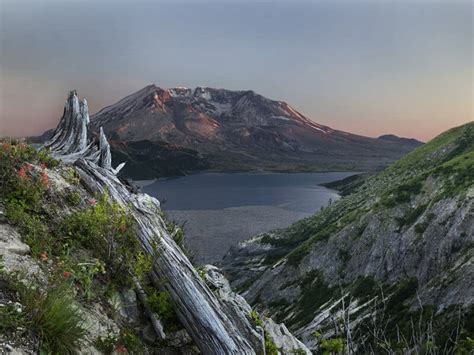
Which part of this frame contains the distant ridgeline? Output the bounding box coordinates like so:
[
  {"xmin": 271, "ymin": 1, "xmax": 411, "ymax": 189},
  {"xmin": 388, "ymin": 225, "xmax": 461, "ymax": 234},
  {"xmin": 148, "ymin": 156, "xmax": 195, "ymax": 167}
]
[
  {"xmin": 83, "ymin": 85, "xmax": 422, "ymax": 179},
  {"xmin": 222, "ymin": 122, "xmax": 474, "ymax": 353}
]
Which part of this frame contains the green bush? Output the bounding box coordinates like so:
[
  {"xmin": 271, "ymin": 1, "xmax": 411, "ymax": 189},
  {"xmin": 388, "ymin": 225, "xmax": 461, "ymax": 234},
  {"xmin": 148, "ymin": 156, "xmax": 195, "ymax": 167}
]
[
  {"xmin": 95, "ymin": 330, "xmax": 145, "ymax": 354},
  {"xmin": 65, "ymin": 190, "xmax": 82, "ymax": 206},
  {"xmin": 5, "ymin": 201, "xmax": 52, "ymax": 255},
  {"xmin": 148, "ymin": 289, "xmax": 178, "ymax": 330},
  {"xmin": 320, "ymin": 337, "xmax": 345, "ymax": 354},
  {"xmin": 0, "ymin": 141, "xmax": 57, "ymax": 201},
  {"xmin": 0, "ymin": 272, "xmax": 87, "ymax": 355},
  {"xmin": 381, "ymin": 178, "xmax": 424, "ymax": 207},
  {"xmin": 22, "ymin": 284, "xmax": 86, "ymax": 353},
  {"xmin": 59, "ymin": 193, "xmax": 149, "ymax": 285},
  {"xmin": 0, "ymin": 141, "xmax": 60, "ymax": 256}
]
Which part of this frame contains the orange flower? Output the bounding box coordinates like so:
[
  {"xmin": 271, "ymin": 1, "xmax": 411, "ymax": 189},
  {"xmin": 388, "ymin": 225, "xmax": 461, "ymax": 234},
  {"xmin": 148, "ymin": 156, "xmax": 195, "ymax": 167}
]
[
  {"xmin": 17, "ymin": 166, "xmax": 28, "ymax": 180},
  {"xmin": 17, "ymin": 164, "xmax": 33, "ymax": 181},
  {"xmin": 63, "ymin": 271, "xmax": 72, "ymax": 279}
]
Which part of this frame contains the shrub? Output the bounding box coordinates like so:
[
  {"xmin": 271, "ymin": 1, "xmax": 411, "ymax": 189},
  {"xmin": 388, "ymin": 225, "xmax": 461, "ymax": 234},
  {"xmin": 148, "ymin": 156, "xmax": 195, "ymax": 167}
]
[
  {"xmin": 320, "ymin": 337, "xmax": 345, "ymax": 354},
  {"xmin": 65, "ymin": 190, "xmax": 82, "ymax": 206},
  {"xmin": 287, "ymin": 244, "xmax": 311, "ymax": 267},
  {"xmin": 95, "ymin": 330, "xmax": 145, "ymax": 354},
  {"xmin": 0, "ymin": 141, "xmax": 57, "ymax": 201},
  {"xmin": 0, "ymin": 141, "xmax": 60, "ymax": 256},
  {"xmin": 59, "ymin": 193, "xmax": 149, "ymax": 285},
  {"xmin": 21, "ymin": 284, "xmax": 86, "ymax": 353},
  {"xmin": 381, "ymin": 178, "xmax": 424, "ymax": 207},
  {"xmin": 385, "ymin": 278, "xmax": 418, "ymax": 314},
  {"xmin": 0, "ymin": 271, "xmax": 87, "ymax": 355},
  {"xmin": 70, "ymin": 259, "xmax": 106, "ymax": 300},
  {"xmin": 5, "ymin": 201, "xmax": 51, "ymax": 255},
  {"xmin": 148, "ymin": 289, "xmax": 178, "ymax": 330}
]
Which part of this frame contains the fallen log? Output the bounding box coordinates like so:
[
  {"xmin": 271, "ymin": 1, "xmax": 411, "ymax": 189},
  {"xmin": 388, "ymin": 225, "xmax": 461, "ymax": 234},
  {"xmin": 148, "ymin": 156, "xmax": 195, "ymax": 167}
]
[{"xmin": 46, "ymin": 91, "xmax": 261, "ymax": 354}]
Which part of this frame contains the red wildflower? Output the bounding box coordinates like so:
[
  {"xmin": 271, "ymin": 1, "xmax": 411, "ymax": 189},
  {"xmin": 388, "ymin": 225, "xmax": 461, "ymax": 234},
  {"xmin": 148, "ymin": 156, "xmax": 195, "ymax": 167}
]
[
  {"xmin": 116, "ymin": 345, "xmax": 128, "ymax": 353},
  {"xmin": 1, "ymin": 142, "xmax": 10, "ymax": 151},
  {"xmin": 63, "ymin": 271, "xmax": 71, "ymax": 279},
  {"xmin": 17, "ymin": 166, "xmax": 29, "ymax": 181},
  {"xmin": 88, "ymin": 198, "xmax": 97, "ymax": 206}
]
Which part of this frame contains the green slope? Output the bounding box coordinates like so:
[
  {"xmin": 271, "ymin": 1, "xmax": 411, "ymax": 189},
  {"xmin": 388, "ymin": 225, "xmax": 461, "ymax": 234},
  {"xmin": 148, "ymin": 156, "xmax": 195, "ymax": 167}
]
[
  {"xmin": 266, "ymin": 122, "xmax": 473, "ymax": 264},
  {"xmin": 222, "ymin": 122, "xmax": 474, "ymax": 353}
]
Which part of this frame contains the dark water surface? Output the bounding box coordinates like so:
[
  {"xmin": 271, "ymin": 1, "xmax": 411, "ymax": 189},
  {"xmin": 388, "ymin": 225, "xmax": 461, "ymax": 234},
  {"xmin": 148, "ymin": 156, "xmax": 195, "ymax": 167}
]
[{"xmin": 142, "ymin": 172, "xmax": 355, "ymax": 264}]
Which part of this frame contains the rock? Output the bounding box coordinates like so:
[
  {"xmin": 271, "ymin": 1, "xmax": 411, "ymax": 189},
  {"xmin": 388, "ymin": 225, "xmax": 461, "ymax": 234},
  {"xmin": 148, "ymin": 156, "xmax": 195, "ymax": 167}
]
[
  {"xmin": 142, "ymin": 323, "xmax": 157, "ymax": 343},
  {"xmin": 2, "ymin": 344, "xmax": 16, "ymax": 353},
  {"xmin": 80, "ymin": 302, "xmax": 120, "ymax": 349},
  {"xmin": 0, "ymin": 203, "xmax": 6, "ymax": 223},
  {"xmin": 167, "ymin": 329, "xmax": 193, "ymax": 348},
  {"xmin": 0, "ymin": 223, "xmax": 43, "ymax": 281},
  {"xmin": 0, "ymin": 224, "xmax": 30, "ymax": 256},
  {"xmin": 109, "ymin": 289, "xmax": 141, "ymax": 324},
  {"xmin": 203, "ymin": 265, "xmax": 312, "ymax": 354},
  {"xmin": 119, "ymin": 289, "xmax": 140, "ymax": 323},
  {"xmin": 263, "ymin": 317, "xmax": 311, "ymax": 354}
]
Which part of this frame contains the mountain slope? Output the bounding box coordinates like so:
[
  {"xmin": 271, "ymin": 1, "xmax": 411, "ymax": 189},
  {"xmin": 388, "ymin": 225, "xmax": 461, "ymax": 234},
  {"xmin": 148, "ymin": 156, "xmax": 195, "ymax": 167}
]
[
  {"xmin": 109, "ymin": 139, "xmax": 210, "ymax": 179},
  {"xmin": 90, "ymin": 85, "xmax": 422, "ymax": 176},
  {"xmin": 378, "ymin": 134, "xmax": 423, "ymax": 147},
  {"xmin": 221, "ymin": 122, "xmax": 474, "ymax": 352}
]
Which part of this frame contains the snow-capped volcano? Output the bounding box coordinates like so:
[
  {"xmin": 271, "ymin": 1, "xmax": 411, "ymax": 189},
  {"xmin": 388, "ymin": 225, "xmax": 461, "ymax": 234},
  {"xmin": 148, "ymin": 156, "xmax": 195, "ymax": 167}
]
[{"xmin": 90, "ymin": 84, "xmax": 422, "ymax": 176}]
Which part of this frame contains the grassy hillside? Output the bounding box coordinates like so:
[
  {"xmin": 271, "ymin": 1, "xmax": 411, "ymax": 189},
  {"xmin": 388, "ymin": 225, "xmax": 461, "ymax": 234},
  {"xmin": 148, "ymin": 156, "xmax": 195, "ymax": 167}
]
[
  {"xmin": 222, "ymin": 122, "xmax": 474, "ymax": 353},
  {"xmin": 0, "ymin": 142, "xmax": 187, "ymax": 353},
  {"xmin": 260, "ymin": 122, "xmax": 473, "ymax": 264}
]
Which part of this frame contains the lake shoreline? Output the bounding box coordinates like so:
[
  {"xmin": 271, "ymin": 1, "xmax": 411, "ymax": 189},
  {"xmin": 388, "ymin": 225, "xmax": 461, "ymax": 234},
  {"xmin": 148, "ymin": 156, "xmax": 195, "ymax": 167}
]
[
  {"xmin": 132, "ymin": 170, "xmax": 362, "ymax": 185},
  {"xmin": 142, "ymin": 172, "xmax": 355, "ymax": 264}
]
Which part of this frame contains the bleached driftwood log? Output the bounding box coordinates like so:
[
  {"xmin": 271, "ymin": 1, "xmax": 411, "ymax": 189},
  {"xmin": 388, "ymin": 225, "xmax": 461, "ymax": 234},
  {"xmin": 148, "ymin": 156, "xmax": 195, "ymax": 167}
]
[
  {"xmin": 46, "ymin": 91, "xmax": 262, "ymax": 354},
  {"xmin": 45, "ymin": 91, "xmax": 90, "ymax": 160}
]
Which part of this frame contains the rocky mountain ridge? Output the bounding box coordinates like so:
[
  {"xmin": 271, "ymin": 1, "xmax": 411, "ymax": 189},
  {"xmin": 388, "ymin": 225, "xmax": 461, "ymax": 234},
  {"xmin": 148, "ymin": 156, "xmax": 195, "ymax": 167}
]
[
  {"xmin": 221, "ymin": 122, "xmax": 474, "ymax": 352},
  {"xmin": 89, "ymin": 85, "xmax": 423, "ymax": 177}
]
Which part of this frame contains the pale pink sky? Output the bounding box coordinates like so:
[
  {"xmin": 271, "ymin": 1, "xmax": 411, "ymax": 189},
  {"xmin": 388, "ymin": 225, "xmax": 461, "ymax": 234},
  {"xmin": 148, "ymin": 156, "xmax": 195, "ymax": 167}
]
[{"xmin": 1, "ymin": 0, "xmax": 472, "ymax": 142}]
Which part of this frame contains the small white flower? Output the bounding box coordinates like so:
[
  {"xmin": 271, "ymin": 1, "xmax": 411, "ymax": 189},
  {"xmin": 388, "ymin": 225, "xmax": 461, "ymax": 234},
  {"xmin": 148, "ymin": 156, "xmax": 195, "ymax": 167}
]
[{"xmin": 13, "ymin": 302, "xmax": 22, "ymax": 313}]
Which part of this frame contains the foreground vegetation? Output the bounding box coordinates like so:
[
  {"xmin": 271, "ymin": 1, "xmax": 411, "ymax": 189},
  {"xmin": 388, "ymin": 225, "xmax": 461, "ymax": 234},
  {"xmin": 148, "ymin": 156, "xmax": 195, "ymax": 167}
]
[{"xmin": 0, "ymin": 141, "xmax": 181, "ymax": 353}]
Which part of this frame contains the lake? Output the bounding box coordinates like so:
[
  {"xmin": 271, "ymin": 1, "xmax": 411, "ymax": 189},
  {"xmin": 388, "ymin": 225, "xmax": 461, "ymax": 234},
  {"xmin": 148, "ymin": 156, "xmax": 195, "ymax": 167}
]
[{"xmin": 142, "ymin": 172, "xmax": 355, "ymax": 264}]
